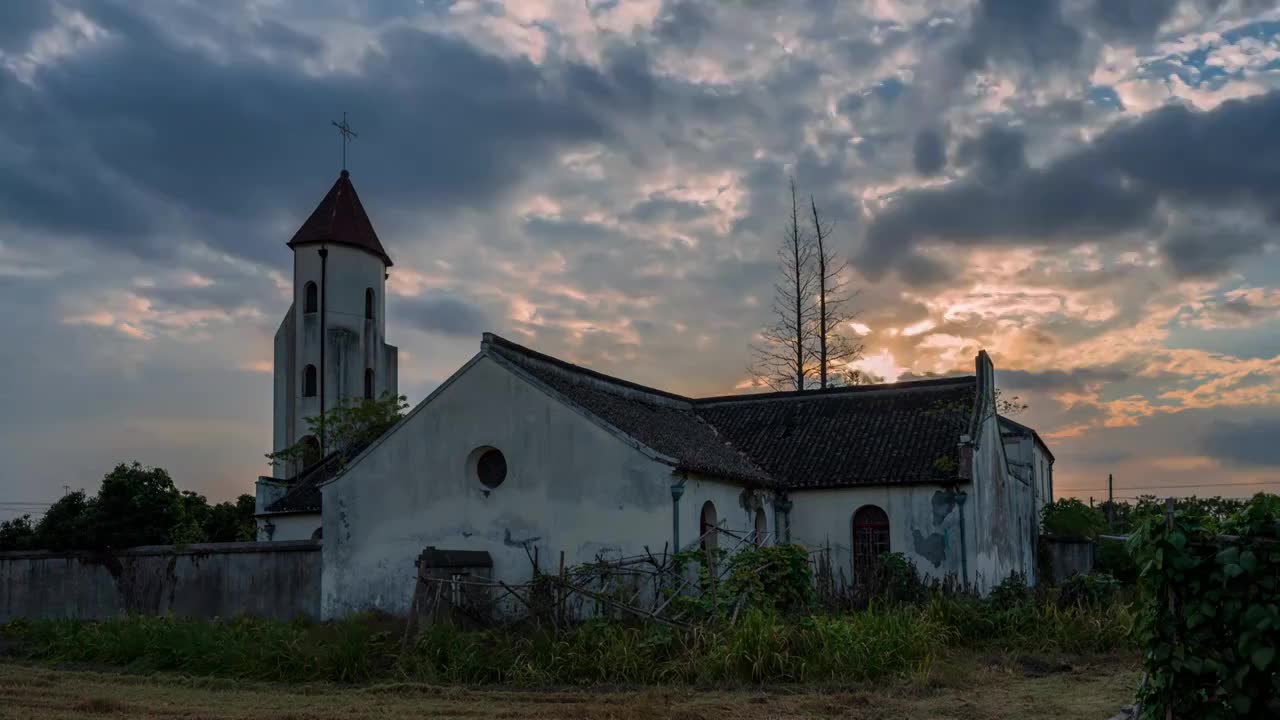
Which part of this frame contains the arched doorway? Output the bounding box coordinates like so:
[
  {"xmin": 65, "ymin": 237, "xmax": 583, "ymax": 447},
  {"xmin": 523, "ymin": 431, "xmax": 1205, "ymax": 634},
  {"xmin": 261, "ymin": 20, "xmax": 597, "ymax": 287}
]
[
  {"xmin": 699, "ymin": 500, "xmax": 718, "ymax": 552},
  {"xmin": 852, "ymin": 505, "xmax": 890, "ymax": 579}
]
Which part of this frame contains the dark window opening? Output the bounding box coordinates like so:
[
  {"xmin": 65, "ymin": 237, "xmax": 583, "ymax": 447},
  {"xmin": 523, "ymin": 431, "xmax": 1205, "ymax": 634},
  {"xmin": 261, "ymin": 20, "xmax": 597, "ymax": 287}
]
[
  {"xmin": 304, "ymin": 282, "xmax": 318, "ymax": 313},
  {"xmin": 700, "ymin": 501, "xmax": 718, "ymax": 552},
  {"xmin": 852, "ymin": 505, "xmax": 890, "ymax": 580},
  {"xmin": 364, "ymin": 368, "xmax": 375, "ymax": 400},
  {"xmin": 476, "ymin": 448, "xmax": 507, "ymax": 488},
  {"xmin": 754, "ymin": 508, "xmax": 768, "ymax": 546},
  {"xmin": 365, "ymin": 288, "xmax": 375, "ymax": 320},
  {"xmin": 299, "ymin": 435, "xmax": 321, "ymax": 468},
  {"xmin": 303, "ymin": 364, "xmax": 317, "ymax": 397}
]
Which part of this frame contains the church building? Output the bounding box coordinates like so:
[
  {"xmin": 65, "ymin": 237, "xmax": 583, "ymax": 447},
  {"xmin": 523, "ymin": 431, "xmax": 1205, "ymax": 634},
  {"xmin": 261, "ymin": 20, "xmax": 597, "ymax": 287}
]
[{"xmin": 255, "ymin": 170, "xmax": 1053, "ymax": 620}]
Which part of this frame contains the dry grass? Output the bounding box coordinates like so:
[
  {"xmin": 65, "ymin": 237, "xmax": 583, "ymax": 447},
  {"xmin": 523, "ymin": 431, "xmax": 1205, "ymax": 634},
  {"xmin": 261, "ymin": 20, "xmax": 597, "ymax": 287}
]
[{"xmin": 0, "ymin": 653, "xmax": 1139, "ymax": 720}]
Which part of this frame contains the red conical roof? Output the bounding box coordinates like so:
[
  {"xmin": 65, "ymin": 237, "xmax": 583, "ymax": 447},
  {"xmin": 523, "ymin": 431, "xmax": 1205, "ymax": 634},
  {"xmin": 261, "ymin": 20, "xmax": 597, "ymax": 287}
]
[{"xmin": 287, "ymin": 170, "xmax": 393, "ymax": 266}]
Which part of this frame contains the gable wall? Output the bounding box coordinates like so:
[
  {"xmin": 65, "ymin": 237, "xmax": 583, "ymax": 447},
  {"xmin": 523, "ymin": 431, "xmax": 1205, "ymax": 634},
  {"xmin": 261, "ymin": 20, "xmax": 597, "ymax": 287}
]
[
  {"xmin": 320, "ymin": 355, "xmax": 683, "ymax": 619},
  {"xmin": 968, "ymin": 367, "xmax": 1038, "ymax": 590}
]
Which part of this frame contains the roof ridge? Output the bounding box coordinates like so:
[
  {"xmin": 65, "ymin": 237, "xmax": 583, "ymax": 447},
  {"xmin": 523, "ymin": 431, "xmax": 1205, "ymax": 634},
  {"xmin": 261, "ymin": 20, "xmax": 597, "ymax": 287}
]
[
  {"xmin": 695, "ymin": 375, "xmax": 977, "ymax": 405},
  {"xmin": 481, "ymin": 333, "xmax": 693, "ymax": 406}
]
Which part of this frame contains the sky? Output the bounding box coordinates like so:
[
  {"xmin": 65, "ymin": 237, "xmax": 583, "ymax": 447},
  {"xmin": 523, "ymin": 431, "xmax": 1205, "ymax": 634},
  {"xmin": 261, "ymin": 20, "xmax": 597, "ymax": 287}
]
[{"xmin": 2, "ymin": 0, "xmax": 1279, "ymax": 519}]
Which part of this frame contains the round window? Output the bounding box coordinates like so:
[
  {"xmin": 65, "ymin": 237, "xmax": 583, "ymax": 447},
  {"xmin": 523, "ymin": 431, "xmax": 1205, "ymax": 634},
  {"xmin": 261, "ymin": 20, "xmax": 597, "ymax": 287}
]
[{"xmin": 476, "ymin": 448, "xmax": 507, "ymax": 488}]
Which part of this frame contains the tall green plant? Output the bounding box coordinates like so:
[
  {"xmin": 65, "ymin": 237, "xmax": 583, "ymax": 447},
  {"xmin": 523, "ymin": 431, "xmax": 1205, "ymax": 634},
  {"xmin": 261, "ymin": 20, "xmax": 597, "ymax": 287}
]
[
  {"xmin": 1041, "ymin": 498, "xmax": 1106, "ymax": 539},
  {"xmin": 1129, "ymin": 493, "xmax": 1280, "ymax": 718},
  {"xmin": 267, "ymin": 392, "xmax": 408, "ymax": 469}
]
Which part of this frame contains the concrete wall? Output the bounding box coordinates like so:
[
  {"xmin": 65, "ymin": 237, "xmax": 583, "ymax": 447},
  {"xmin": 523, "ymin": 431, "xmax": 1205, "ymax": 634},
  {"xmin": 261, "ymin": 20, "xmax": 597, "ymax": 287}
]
[
  {"xmin": 0, "ymin": 541, "xmax": 321, "ymax": 622},
  {"xmin": 788, "ymin": 483, "xmax": 969, "ymax": 585},
  {"xmin": 321, "ymin": 354, "xmax": 701, "ymax": 619},
  {"xmin": 1044, "ymin": 537, "xmax": 1094, "ymax": 583},
  {"xmin": 257, "ymin": 513, "xmax": 322, "ymax": 542}
]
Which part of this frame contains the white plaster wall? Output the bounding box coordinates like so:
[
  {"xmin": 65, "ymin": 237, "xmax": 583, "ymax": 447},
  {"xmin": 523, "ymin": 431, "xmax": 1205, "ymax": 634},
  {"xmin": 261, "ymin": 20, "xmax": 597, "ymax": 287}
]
[
  {"xmin": 788, "ymin": 484, "xmax": 968, "ymax": 585},
  {"xmin": 676, "ymin": 473, "xmax": 775, "ymax": 552},
  {"xmin": 272, "ymin": 307, "xmax": 296, "ymax": 478},
  {"xmin": 969, "ymin": 407, "xmax": 1037, "ymax": 590},
  {"xmin": 256, "ymin": 513, "xmax": 321, "ymax": 542},
  {"xmin": 289, "ymin": 245, "xmax": 394, "ymax": 453},
  {"xmin": 320, "ymin": 355, "xmax": 692, "ymax": 619}
]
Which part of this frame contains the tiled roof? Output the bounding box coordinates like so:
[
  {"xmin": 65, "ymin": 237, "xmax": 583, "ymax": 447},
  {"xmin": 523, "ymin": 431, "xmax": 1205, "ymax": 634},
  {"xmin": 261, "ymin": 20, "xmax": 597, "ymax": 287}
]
[
  {"xmin": 264, "ymin": 453, "xmax": 341, "ymax": 513},
  {"xmin": 484, "ymin": 336, "xmax": 777, "ymax": 486},
  {"xmin": 695, "ymin": 379, "xmax": 975, "ymax": 489},
  {"xmin": 287, "ymin": 170, "xmax": 393, "ymax": 266},
  {"xmin": 482, "ymin": 334, "xmax": 976, "ymax": 490}
]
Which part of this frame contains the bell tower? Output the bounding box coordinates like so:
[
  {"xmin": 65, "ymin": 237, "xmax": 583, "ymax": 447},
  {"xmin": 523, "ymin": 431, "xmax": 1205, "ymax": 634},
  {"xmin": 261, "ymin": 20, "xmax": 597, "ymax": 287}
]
[{"xmin": 271, "ymin": 169, "xmax": 398, "ymax": 478}]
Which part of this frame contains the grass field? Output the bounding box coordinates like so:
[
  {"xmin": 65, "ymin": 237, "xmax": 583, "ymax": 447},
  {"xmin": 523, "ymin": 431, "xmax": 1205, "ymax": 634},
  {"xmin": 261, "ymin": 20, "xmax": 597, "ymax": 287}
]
[{"xmin": 0, "ymin": 653, "xmax": 1138, "ymax": 719}]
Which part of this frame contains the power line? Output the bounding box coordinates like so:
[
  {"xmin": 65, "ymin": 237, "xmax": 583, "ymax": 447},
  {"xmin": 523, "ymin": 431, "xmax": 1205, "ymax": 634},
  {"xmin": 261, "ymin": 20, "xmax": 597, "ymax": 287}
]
[{"xmin": 1060, "ymin": 480, "xmax": 1280, "ymax": 493}]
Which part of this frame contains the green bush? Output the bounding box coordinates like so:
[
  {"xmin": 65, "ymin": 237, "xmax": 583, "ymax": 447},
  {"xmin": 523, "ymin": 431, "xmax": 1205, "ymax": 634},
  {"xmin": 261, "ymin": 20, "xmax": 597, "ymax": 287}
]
[
  {"xmin": 1094, "ymin": 537, "xmax": 1138, "ymax": 583},
  {"xmin": 1041, "ymin": 498, "xmax": 1106, "ymax": 539},
  {"xmin": 1129, "ymin": 493, "xmax": 1280, "ymax": 718},
  {"xmin": 1056, "ymin": 573, "xmax": 1121, "ymax": 609}
]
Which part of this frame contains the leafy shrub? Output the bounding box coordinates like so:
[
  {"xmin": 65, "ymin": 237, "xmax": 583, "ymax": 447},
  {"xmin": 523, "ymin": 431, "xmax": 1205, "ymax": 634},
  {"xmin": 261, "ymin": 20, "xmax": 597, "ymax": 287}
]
[
  {"xmin": 1129, "ymin": 492, "xmax": 1280, "ymax": 718},
  {"xmin": 722, "ymin": 544, "xmax": 815, "ymax": 615},
  {"xmin": 1041, "ymin": 498, "xmax": 1106, "ymax": 539},
  {"xmin": 1094, "ymin": 537, "xmax": 1138, "ymax": 583},
  {"xmin": 988, "ymin": 572, "xmax": 1032, "ymax": 611},
  {"xmin": 1057, "ymin": 573, "xmax": 1121, "ymax": 609}
]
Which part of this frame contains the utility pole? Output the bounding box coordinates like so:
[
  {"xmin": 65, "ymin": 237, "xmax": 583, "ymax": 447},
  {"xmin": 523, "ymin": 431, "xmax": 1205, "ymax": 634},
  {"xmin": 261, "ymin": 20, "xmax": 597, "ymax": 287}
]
[{"xmin": 1106, "ymin": 474, "xmax": 1114, "ymax": 530}]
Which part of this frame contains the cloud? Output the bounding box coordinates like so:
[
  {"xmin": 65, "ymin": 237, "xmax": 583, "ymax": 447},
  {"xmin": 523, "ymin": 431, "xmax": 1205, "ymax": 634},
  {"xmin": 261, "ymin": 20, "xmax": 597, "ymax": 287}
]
[
  {"xmin": 1201, "ymin": 416, "xmax": 1280, "ymax": 467},
  {"xmin": 997, "ymin": 367, "xmax": 1131, "ymax": 393},
  {"xmin": 912, "ymin": 128, "xmax": 947, "ymax": 175},
  {"xmin": 863, "ymin": 90, "xmax": 1280, "ymax": 283},
  {"xmin": 0, "ymin": 3, "xmax": 690, "ymax": 266},
  {"xmin": 952, "ymin": 0, "xmax": 1083, "ymax": 72},
  {"xmin": 397, "ymin": 295, "xmax": 490, "ymax": 338}
]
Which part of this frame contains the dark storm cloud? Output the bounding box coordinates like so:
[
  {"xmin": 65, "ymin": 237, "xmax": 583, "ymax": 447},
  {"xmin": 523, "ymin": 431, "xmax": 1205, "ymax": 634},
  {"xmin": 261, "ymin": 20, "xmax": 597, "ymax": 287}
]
[
  {"xmin": 997, "ymin": 367, "xmax": 1131, "ymax": 393},
  {"xmin": 952, "ymin": 0, "xmax": 1083, "ymax": 72},
  {"xmin": 397, "ymin": 295, "xmax": 489, "ymax": 338},
  {"xmin": 626, "ymin": 195, "xmax": 712, "ymax": 224},
  {"xmin": 863, "ymin": 91, "xmax": 1280, "ymax": 282},
  {"xmin": 0, "ymin": 2, "xmax": 54, "ymax": 49},
  {"xmin": 653, "ymin": 0, "xmax": 712, "ymax": 49},
  {"xmin": 912, "ymin": 128, "xmax": 947, "ymax": 175},
  {"xmin": 0, "ymin": 1, "xmax": 677, "ymax": 265},
  {"xmin": 1089, "ymin": 0, "xmax": 1180, "ymax": 42},
  {"xmin": 1202, "ymin": 417, "xmax": 1280, "ymax": 467},
  {"xmin": 1163, "ymin": 223, "xmax": 1272, "ymax": 278}
]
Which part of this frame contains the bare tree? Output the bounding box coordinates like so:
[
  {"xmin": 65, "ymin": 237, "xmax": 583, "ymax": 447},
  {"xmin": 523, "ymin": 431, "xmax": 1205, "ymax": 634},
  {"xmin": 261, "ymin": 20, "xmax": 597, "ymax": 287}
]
[
  {"xmin": 749, "ymin": 179, "xmax": 816, "ymax": 391},
  {"xmin": 807, "ymin": 195, "xmax": 864, "ymax": 388}
]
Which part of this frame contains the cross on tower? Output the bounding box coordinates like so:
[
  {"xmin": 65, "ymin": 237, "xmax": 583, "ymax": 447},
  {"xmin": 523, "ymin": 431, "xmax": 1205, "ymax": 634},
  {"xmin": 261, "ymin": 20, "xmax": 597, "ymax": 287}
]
[{"xmin": 331, "ymin": 112, "xmax": 358, "ymax": 171}]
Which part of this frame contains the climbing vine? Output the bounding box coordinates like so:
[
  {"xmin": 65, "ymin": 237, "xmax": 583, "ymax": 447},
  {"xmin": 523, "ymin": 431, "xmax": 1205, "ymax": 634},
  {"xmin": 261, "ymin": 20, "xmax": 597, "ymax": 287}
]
[{"xmin": 1129, "ymin": 494, "xmax": 1280, "ymax": 718}]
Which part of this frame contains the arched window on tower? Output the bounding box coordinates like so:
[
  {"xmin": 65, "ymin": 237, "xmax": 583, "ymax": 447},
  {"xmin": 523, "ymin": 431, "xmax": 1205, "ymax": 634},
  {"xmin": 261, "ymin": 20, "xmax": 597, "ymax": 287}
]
[
  {"xmin": 852, "ymin": 505, "xmax": 890, "ymax": 581},
  {"xmin": 364, "ymin": 368, "xmax": 375, "ymax": 400},
  {"xmin": 303, "ymin": 365, "xmax": 317, "ymax": 397},
  {"xmin": 299, "ymin": 435, "xmax": 321, "ymax": 468},
  {"xmin": 365, "ymin": 288, "xmax": 375, "ymax": 321},
  {"xmin": 304, "ymin": 282, "xmax": 318, "ymax": 314}
]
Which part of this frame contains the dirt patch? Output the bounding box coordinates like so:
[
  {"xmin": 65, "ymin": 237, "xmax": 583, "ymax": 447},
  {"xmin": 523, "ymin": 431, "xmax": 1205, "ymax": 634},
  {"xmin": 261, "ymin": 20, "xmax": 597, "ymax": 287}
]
[
  {"xmin": 1017, "ymin": 655, "xmax": 1074, "ymax": 677},
  {"xmin": 0, "ymin": 654, "xmax": 1141, "ymax": 720},
  {"xmin": 73, "ymin": 698, "xmax": 132, "ymax": 714}
]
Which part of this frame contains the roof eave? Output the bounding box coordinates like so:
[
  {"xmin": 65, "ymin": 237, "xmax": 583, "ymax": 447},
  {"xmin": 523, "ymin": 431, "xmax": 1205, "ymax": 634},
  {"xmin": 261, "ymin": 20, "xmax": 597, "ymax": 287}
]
[{"xmin": 286, "ymin": 237, "xmax": 394, "ymax": 267}]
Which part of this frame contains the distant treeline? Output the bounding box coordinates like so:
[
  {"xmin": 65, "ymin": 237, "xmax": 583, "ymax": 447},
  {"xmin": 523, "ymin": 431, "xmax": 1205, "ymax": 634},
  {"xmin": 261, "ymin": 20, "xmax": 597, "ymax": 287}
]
[{"xmin": 0, "ymin": 462, "xmax": 255, "ymax": 552}]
